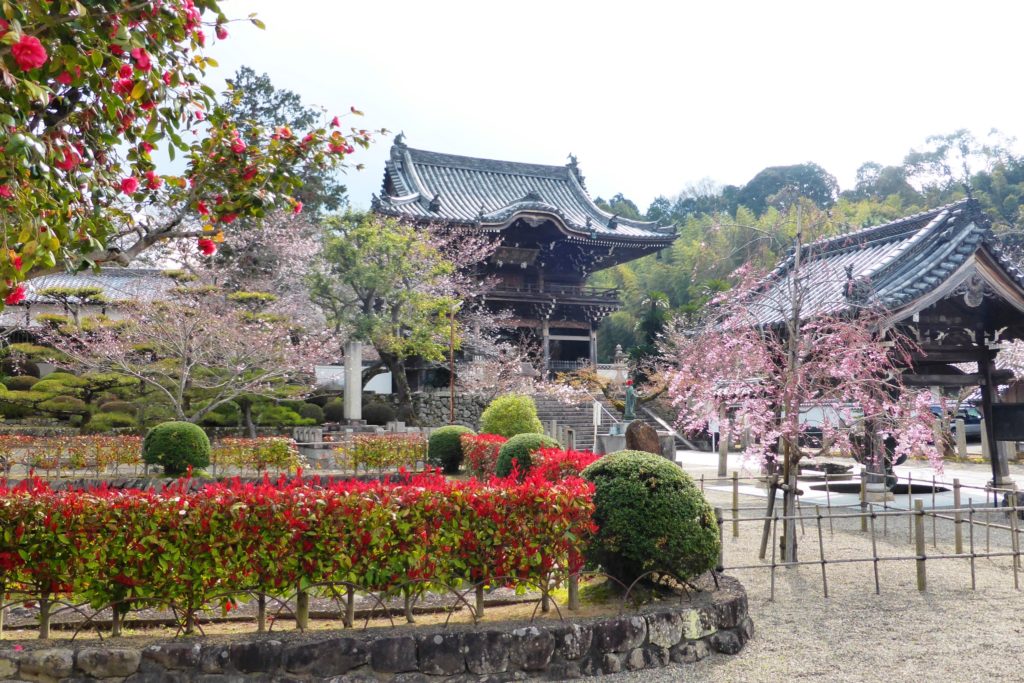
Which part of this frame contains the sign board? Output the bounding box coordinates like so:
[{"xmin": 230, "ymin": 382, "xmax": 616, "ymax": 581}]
[{"xmin": 993, "ymin": 404, "xmax": 1024, "ymax": 441}]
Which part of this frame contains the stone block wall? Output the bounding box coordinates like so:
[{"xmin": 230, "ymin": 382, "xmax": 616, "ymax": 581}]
[{"xmin": 0, "ymin": 577, "xmax": 751, "ymax": 681}]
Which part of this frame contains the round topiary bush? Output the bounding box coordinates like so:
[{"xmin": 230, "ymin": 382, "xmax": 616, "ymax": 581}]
[
  {"xmin": 38, "ymin": 395, "xmax": 88, "ymax": 419},
  {"xmin": 479, "ymin": 394, "xmax": 543, "ymax": 438},
  {"xmin": 3, "ymin": 375, "xmax": 39, "ymax": 391},
  {"xmin": 363, "ymin": 401, "xmax": 397, "ymax": 426},
  {"xmin": 323, "ymin": 397, "xmax": 345, "ymax": 422},
  {"xmin": 581, "ymin": 450, "xmax": 719, "ymax": 585},
  {"xmin": 428, "ymin": 425, "xmax": 474, "ymax": 473},
  {"xmin": 495, "ymin": 433, "xmax": 560, "ymax": 478},
  {"xmin": 142, "ymin": 421, "xmax": 211, "ymax": 476},
  {"xmin": 298, "ymin": 402, "xmax": 325, "ymax": 424}
]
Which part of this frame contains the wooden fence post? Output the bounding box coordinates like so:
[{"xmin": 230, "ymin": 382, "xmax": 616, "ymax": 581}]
[
  {"xmin": 732, "ymin": 471, "xmax": 739, "ymax": 538},
  {"xmin": 953, "ymin": 478, "xmax": 963, "ymax": 555},
  {"xmin": 914, "ymin": 500, "xmax": 926, "ymax": 592}
]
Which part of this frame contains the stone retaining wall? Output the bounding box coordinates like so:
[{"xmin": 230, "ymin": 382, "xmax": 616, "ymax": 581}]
[{"xmin": 0, "ymin": 577, "xmax": 750, "ymax": 681}]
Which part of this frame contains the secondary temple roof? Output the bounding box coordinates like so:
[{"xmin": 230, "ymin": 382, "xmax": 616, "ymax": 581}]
[
  {"xmin": 374, "ymin": 135, "xmax": 675, "ymax": 246},
  {"xmin": 750, "ymin": 199, "xmax": 1024, "ymax": 327}
]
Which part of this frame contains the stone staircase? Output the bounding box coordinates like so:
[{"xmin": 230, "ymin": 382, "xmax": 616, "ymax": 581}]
[{"xmin": 531, "ymin": 395, "xmax": 611, "ymax": 452}]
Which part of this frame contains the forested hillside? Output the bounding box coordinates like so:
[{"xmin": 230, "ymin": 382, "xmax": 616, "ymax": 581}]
[{"xmin": 590, "ymin": 129, "xmax": 1024, "ymax": 361}]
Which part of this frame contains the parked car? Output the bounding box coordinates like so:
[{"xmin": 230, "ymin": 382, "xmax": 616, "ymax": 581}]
[{"xmin": 930, "ymin": 404, "xmax": 983, "ymax": 442}]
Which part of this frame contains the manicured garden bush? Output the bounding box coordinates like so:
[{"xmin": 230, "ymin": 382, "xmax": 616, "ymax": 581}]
[
  {"xmin": 255, "ymin": 405, "xmax": 315, "ymax": 427},
  {"xmin": 297, "ymin": 402, "xmax": 325, "ymax": 424},
  {"xmin": 142, "ymin": 421, "xmax": 211, "ymax": 475},
  {"xmin": 323, "ymin": 397, "xmax": 345, "ymax": 422},
  {"xmin": 3, "ymin": 375, "xmax": 39, "ymax": 391},
  {"xmin": 428, "ymin": 425, "xmax": 474, "ymax": 473},
  {"xmin": 81, "ymin": 412, "xmax": 138, "ymax": 434},
  {"xmin": 480, "ymin": 394, "xmax": 543, "ymax": 437},
  {"xmin": 38, "ymin": 395, "xmax": 88, "ymax": 419},
  {"xmin": 531, "ymin": 448, "xmax": 600, "ymax": 482},
  {"xmin": 99, "ymin": 400, "xmax": 139, "ymax": 416},
  {"xmin": 460, "ymin": 433, "xmax": 508, "ymax": 477},
  {"xmin": 363, "ymin": 400, "xmax": 397, "ymax": 426},
  {"xmin": 496, "ymin": 433, "xmax": 560, "ymax": 478},
  {"xmin": 0, "ymin": 472, "xmax": 595, "ymax": 636},
  {"xmin": 582, "ymin": 450, "xmax": 719, "ymax": 585}
]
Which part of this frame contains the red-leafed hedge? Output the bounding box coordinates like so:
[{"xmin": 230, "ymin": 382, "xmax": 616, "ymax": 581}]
[
  {"xmin": 460, "ymin": 433, "xmax": 507, "ymax": 476},
  {"xmin": 0, "ymin": 471, "xmax": 595, "ymax": 628}
]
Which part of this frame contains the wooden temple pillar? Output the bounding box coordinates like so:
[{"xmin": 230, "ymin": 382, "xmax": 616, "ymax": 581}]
[
  {"xmin": 589, "ymin": 323, "xmax": 598, "ymax": 368},
  {"xmin": 541, "ymin": 319, "xmax": 551, "ymax": 378},
  {"xmin": 979, "ymin": 347, "xmax": 1012, "ymax": 487}
]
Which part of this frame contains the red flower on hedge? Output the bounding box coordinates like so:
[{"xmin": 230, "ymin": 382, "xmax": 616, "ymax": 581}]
[
  {"xmin": 5, "ymin": 284, "xmax": 26, "ymax": 305},
  {"xmin": 197, "ymin": 238, "xmax": 216, "ymax": 256},
  {"xmin": 120, "ymin": 177, "xmax": 139, "ymax": 195},
  {"xmin": 12, "ymin": 35, "xmax": 47, "ymax": 71}
]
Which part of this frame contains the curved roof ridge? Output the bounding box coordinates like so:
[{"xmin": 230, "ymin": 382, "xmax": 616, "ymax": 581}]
[
  {"xmin": 406, "ymin": 147, "xmax": 570, "ymax": 180},
  {"xmin": 808, "ymin": 199, "xmax": 972, "ymax": 255}
]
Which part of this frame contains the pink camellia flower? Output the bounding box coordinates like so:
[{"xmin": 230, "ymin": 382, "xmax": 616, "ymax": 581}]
[
  {"xmin": 241, "ymin": 166, "xmax": 257, "ymax": 181},
  {"xmin": 12, "ymin": 35, "xmax": 48, "ymax": 71},
  {"xmin": 113, "ymin": 78, "xmax": 134, "ymax": 96},
  {"xmin": 162, "ymin": 70, "xmax": 173, "ymax": 85},
  {"xmin": 330, "ymin": 116, "xmax": 340, "ymax": 128},
  {"xmin": 230, "ymin": 138, "xmax": 246, "ymax": 154},
  {"xmin": 140, "ymin": 141, "xmax": 154, "ymax": 154},
  {"xmin": 144, "ymin": 170, "xmax": 162, "ymax": 189},
  {"xmin": 109, "ymin": 44, "xmax": 124, "ymax": 56},
  {"xmin": 130, "ymin": 47, "xmax": 152, "ymax": 72},
  {"xmin": 120, "ymin": 177, "xmax": 139, "ymax": 194},
  {"xmin": 0, "ymin": 186, "xmax": 12, "ymax": 199},
  {"xmin": 197, "ymin": 237, "xmax": 216, "ymax": 256},
  {"xmin": 118, "ymin": 63, "xmax": 133, "ymax": 79},
  {"xmin": 4, "ymin": 284, "xmax": 26, "ymax": 306},
  {"xmin": 293, "ymin": 201, "xmax": 303, "ymax": 215},
  {"xmin": 194, "ymin": 29, "xmax": 205, "ymax": 47},
  {"xmin": 216, "ymin": 25, "xmax": 228, "ymax": 40},
  {"xmin": 11, "ymin": 254, "xmax": 22, "ymax": 271}
]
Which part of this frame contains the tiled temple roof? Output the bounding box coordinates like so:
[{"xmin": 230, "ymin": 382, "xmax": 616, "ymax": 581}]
[
  {"xmin": 374, "ymin": 135, "xmax": 675, "ymax": 246},
  {"xmin": 749, "ymin": 199, "xmax": 1024, "ymax": 325},
  {"xmin": 19, "ymin": 268, "xmax": 176, "ymax": 303}
]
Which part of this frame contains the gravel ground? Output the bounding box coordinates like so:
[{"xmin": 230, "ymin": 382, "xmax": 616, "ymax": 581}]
[{"xmin": 584, "ymin": 455, "xmax": 1024, "ymax": 683}]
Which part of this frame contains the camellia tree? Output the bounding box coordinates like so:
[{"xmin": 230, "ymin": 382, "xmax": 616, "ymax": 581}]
[
  {"xmin": 664, "ymin": 212, "xmax": 940, "ymax": 563},
  {"xmin": 0, "ymin": 2, "xmax": 372, "ymax": 304}
]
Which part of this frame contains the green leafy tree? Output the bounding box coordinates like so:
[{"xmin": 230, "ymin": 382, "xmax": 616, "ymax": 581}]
[{"xmin": 309, "ymin": 213, "xmax": 491, "ymax": 407}]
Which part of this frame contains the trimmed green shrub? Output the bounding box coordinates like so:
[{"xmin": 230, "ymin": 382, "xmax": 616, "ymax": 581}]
[
  {"xmin": 81, "ymin": 412, "xmax": 138, "ymax": 434},
  {"xmin": 3, "ymin": 375, "xmax": 39, "ymax": 391},
  {"xmin": 38, "ymin": 395, "xmax": 88, "ymax": 418},
  {"xmin": 99, "ymin": 400, "xmax": 139, "ymax": 416},
  {"xmin": 298, "ymin": 402, "xmax": 325, "ymax": 424},
  {"xmin": 428, "ymin": 425, "xmax": 474, "ymax": 473},
  {"xmin": 581, "ymin": 450, "xmax": 719, "ymax": 585},
  {"xmin": 255, "ymin": 405, "xmax": 315, "ymax": 427},
  {"xmin": 143, "ymin": 421, "xmax": 211, "ymax": 475},
  {"xmin": 495, "ymin": 433, "xmax": 560, "ymax": 478},
  {"xmin": 480, "ymin": 394, "xmax": 543, "ymax": 438},
  {"xmin": 323, "ymin": 397, "xmax": 345, "ymax": 422},
  {"xmin": 363, "ymin": 401, "xmax": 396, "ymax": 426}
]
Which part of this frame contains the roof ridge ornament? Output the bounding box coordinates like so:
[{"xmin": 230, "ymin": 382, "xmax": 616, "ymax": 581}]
[
  {"xmin": 607, "ymin": 215, "xmax": 619, "ymax": 230},
  {"xmin": 567, "ymin": 153, "xmax": 586, "ymax": 189},
  {"xmin": 520, "ymin": 190, "xmax": 543, "ymax": 202},
  {"xmin": 428, "ymin": 193, "xmax": 441, "ymax": 212},
  {"xmin": 395, "ymin": 131, "xmax": 407, "ymax": 148}
]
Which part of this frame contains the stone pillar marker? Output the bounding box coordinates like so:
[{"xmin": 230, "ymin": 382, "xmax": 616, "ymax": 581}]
[{"xmin": 343, "ymin": 340, "xmax": 362, "ymax": 422}]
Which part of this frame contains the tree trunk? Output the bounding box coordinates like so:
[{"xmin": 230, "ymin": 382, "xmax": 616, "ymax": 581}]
[
  {"xmin": 239, "ymin": 399, "xmax": 256, "ymax": 438},
  {"xmin": 380, "ymin": 352, "xmax": 412, "ymax": 410}
]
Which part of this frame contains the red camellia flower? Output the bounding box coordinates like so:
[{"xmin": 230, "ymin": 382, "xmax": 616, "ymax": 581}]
[
  {"xmin": 0, "ymin": 186, "xmax": 12, "ymax": 199},
  {"xmin": 56, "ymin": 71, "xmax": 73, "ymax": 86},
  {"xmin": 130, "ymin": 47, "xmax": 152, "ymax": 72},
  {"xmin": 162, "ymin": 70, "xmax": 173, "ymax": 85},
  {"xmin": 144, "ymin": 170, "xmax": 162, "ymax": 189},
  {"xmin": 5, "ymin": 284, "xmax": 26, "ymax": 306},
  {"xmin": 241, "ymin": 166, "xmax": 258, "ymax": 181},
  {"xmin": 216, "ymin": 25, "xmax": 228, "ymax": 40},
  {"xmin": 109, "ymin": 44, "xmax": 125, "ymax": 56},
  {"xmin": 292, "ymin": 201, "xmax": 303, "ymax": 215},
  {"xmin": 118, "ymin": 63, "xmax": 133, "ymax": 79},
  {"xmin": 220, "ymin": 213, "xmax": 238, "ymax": 224},
  {"xmin": 55, "ymin": 147, "xmax": 81, "ymax": 171},
  {"xmin": 197, "ymin": 201, "xmax": 210, "ymax": 215},
  {"xmin": 140, "ymin": 141, "xmax": 154, "ymax": 154},
  {"xmin": 12, "ymin": 35, "xmax": 48, "ymax": 71},
  {"xmin": 230, "ymin": 138, "xmax": 246, "ymax": 154},
  {"xmin": 11, "ymin": 255, "xmax": 22, "ymax": 271},
  {"xmin": 120, "ymin": 177, "xmax": 139, "ymax": 194},
  {"xmin": 113, "ymin": 78, "xmax": 134, "ymax": 96},
  {"xmin": 197, "ymin": 238, "xmax": 216, "ymax": 256}
]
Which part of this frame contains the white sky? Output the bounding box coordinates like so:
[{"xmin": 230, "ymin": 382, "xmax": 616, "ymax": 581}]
[{"xmin": 203, "ymin": 0, "xmax": 1024, "ymax": 212}]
